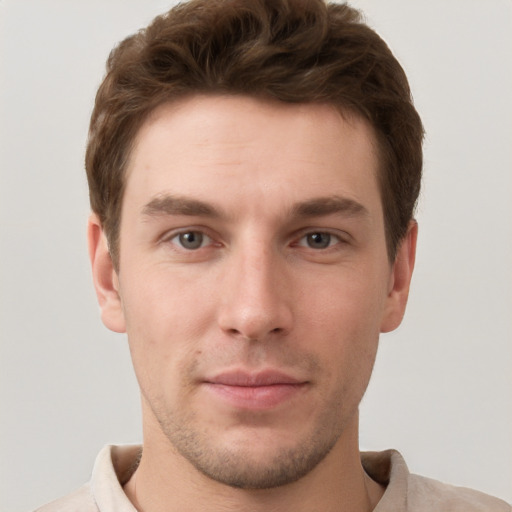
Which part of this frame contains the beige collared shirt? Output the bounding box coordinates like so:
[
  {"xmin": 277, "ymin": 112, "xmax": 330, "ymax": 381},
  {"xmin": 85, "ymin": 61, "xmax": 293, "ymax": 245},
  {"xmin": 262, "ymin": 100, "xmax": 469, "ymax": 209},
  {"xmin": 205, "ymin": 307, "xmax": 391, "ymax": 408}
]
[{"xmin": 35, "ymin": 445, "xmax": 511, "ymax": 511}]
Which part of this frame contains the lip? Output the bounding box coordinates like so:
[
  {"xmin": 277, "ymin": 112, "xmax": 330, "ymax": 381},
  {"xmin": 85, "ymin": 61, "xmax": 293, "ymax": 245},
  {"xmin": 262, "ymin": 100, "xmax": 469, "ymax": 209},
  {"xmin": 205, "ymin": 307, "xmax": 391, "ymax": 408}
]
[
  {"xmin": 206, "ymin": 369, "xmax": 304, "ymax": 386},
  {"xmin": 203, "ymin": 370, "xmax": 308, "ymax": 410}
]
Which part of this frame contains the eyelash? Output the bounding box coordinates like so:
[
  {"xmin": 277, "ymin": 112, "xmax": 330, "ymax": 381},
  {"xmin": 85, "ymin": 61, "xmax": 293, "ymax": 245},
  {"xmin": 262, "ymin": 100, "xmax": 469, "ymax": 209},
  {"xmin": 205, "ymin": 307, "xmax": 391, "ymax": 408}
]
[
  {"xmin": 162, "ymin": 228, "xmax": 348, "ymax": 253},
  {"xmin": 164, "ymin": 229, "xmax": 217, "ymax": 251}
]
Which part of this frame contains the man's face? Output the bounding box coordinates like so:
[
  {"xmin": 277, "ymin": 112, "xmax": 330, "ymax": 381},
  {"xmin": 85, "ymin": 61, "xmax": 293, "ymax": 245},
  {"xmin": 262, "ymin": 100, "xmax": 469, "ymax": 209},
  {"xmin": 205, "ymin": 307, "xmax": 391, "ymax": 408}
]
[{"xmin": 90, "ymin": 95, "xmax": 415, "ymax": 488}]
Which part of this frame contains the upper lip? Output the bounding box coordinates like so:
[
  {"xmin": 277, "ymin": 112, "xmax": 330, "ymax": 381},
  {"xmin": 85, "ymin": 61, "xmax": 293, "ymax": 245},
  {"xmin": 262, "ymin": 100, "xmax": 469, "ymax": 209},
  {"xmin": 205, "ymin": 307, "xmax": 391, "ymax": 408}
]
[{"xmin": 205, "ymin": 370, "xmax": 305, "ymax": 387}]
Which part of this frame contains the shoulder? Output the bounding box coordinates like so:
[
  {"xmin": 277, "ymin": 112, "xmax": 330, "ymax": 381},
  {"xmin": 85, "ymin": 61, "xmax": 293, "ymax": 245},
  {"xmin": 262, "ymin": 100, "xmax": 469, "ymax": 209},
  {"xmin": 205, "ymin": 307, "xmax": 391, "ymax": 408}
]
[
  {"xmin": 363, "ymin": 450, "xmax": 510, "ymax": 512},
  {"xmin": 33, "ymin": 483, "xmax": 98, "ymax": 512},
  {"xmin": 407, "ymin": 473, "xmax": 511, "ymax": 512},
  {"xmin": 32, "ymin": 445, "xmax": 140, "ymax": 512}
]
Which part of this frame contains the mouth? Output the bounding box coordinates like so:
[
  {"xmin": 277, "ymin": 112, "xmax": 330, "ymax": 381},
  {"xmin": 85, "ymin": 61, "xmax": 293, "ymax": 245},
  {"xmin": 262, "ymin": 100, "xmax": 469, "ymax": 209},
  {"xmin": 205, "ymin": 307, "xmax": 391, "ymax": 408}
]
[{"xmin": 203, "ymin": 370, "xmax": 309, "ymax": 410}]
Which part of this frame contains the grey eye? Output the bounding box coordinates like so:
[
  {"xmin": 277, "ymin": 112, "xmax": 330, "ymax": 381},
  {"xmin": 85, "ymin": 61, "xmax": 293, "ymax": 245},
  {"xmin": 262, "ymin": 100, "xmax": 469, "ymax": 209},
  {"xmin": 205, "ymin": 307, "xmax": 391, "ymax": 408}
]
[
  {"xmin": 306, "ymin": 232, "xmax": 331, "ymax": 249},
  {"xmin": 178, "ymin": 231, "xmax": 205, "ymax": 250}
]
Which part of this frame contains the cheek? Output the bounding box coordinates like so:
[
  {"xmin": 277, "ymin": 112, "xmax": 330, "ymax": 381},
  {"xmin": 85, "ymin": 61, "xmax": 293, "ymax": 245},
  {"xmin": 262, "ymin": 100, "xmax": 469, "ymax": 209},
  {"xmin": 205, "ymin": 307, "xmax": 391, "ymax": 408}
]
[
  {"xmin": 121, "ymin": 263, "xmax": 217, "ymax": 334},
  {"xmin": 297, "ymin": 267, "xmax": 386, "ymax": 383},
  {"xmin": 300, "ymin": 262, "xmax": 388, "ymax": 334},
  {"xmin": 119, "ymin": 267, "xmax": 216, "ymax": 392}
]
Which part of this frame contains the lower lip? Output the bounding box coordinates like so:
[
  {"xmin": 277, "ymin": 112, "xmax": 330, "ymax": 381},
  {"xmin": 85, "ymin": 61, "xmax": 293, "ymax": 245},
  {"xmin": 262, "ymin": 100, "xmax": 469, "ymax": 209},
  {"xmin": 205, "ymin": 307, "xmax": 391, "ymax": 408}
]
[{"xmin": 203, "ymin": 383, "xmax": 306, "ymax": 410}]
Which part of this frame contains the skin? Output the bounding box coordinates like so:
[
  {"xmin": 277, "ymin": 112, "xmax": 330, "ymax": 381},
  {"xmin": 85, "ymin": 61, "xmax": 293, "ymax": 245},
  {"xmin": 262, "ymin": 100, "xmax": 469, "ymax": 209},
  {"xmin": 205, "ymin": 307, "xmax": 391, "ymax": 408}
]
[{"xmin": 88, "ymin": 95, "xmax": 417, "ymax": 511}]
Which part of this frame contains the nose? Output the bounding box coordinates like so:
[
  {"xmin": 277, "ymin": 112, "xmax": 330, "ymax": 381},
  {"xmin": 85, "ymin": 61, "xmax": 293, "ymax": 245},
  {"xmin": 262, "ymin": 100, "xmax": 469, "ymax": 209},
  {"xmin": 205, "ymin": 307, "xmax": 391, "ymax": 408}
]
[{"xmin": 217, "ymin": 244, "xmax": 293, "ymax": 342}]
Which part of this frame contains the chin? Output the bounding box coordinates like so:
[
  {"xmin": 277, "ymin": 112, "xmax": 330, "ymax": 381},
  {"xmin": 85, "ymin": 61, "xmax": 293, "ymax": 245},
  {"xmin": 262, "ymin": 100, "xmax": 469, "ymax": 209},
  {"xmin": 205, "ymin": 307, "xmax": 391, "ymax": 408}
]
[{"xmin": 161, "ymin": 416, "xmax": 344, "ymax": 490}]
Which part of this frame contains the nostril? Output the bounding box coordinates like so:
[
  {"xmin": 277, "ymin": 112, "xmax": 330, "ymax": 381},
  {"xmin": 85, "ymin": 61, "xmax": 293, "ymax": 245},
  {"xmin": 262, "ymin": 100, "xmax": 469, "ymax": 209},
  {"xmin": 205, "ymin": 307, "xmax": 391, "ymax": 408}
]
[{"xmin": 224, "ymin": 326, "xmax": 284, "ymax": 340}]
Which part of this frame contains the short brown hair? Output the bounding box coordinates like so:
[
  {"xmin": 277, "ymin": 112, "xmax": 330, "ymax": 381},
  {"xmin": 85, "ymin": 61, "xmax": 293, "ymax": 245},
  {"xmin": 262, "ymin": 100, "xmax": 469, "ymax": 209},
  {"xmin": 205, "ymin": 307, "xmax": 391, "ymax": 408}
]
[{"xmin": 86, "ymin": 0, "xmax": 424, "ymax": 268}]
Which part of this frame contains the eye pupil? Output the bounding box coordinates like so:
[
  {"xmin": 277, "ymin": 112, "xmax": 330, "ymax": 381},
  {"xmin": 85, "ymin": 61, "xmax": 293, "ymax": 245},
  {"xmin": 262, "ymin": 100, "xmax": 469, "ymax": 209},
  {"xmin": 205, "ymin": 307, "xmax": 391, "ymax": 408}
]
[
  {"xmin": 307, "ymin": 232, "xmax": 331, "ymax": 249},
  {"xmin": 179, "ymin": 231, "xmax": 203, "ymax": 249}
]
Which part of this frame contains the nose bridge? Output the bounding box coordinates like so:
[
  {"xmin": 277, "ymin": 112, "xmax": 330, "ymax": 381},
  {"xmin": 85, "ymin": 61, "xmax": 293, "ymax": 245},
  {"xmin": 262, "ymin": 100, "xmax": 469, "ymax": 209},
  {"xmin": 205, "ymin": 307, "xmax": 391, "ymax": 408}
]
[{"xmin": 218, "ymin": 236, "xmax": 292, "ymax": 340}]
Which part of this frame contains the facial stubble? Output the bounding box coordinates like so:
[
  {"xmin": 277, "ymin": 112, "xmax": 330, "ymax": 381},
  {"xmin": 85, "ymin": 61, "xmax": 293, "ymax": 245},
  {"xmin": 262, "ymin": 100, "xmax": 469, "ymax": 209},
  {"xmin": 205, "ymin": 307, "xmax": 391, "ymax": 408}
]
[{"xmin": 146, "ymin": 374, "xmax": 360, "ymax": 490}]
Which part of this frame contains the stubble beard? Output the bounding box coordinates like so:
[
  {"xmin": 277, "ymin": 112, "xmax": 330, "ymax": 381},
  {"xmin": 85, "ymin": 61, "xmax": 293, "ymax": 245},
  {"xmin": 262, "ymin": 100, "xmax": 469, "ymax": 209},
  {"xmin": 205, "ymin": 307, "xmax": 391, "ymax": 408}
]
[
  {"xmin": 148, "ymin": 394, "xmax": 351, "ymax": 490},
  {"xmin": 140, "ymin": 342, "xmax": 376, "ymax": 490}
]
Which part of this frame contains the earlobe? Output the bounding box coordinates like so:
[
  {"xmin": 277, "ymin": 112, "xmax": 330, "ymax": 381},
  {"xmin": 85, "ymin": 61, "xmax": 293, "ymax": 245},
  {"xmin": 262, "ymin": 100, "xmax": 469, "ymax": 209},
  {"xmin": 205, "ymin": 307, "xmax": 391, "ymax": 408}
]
[
  {"xmin": 87, "ymin": 214, "xmax": 126, "ymax": 333},
  {"xmin": 380, "ymin": 221, "xmax": 418, "ymax": 333}
]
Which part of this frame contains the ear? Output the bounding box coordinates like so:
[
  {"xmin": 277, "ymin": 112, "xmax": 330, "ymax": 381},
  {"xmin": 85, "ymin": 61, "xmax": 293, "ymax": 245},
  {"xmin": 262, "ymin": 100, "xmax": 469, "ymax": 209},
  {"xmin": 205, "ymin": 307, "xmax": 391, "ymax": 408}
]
[
  {"xmin": 380, "ymin": 221, "xmax": 418, "ymax": 333},
  {"xmin": 87, "ymin": 214, "xmax": 126, "ymax": 333}
]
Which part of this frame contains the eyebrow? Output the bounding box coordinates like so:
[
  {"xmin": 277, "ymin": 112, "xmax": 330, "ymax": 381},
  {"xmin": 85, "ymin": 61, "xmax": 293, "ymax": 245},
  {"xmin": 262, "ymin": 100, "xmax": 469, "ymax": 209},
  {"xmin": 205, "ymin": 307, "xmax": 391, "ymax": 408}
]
[
  {"xmin": 142, "ymin": 195, "xmax": 222, "ymax": 218},
  {"xmin": 291, "ymin": 196, "xmax": 369, "ymax": 218},
  {"xmin": 141, "ymin": 194, "xmax": 368, "ymax": 221}
]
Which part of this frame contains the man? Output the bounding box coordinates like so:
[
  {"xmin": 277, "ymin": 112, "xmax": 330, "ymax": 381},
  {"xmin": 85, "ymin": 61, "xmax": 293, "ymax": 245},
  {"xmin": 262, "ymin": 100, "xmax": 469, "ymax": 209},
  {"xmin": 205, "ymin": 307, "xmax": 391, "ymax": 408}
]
[{"xmin": 35, "ymin": 0, "xmax": 510, "ymax": 510}]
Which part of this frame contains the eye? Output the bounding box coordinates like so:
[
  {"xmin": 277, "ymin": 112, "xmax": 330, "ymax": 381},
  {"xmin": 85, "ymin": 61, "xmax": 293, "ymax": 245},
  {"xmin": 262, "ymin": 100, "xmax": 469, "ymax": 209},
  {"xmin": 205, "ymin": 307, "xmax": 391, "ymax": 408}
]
[
  {"xmin": 298, "ymin": 232, "xmax": 340, "ymax": 249},
  {"xmin": 171, "ymin": 231, "xmax": 212, "ymax": 250}
]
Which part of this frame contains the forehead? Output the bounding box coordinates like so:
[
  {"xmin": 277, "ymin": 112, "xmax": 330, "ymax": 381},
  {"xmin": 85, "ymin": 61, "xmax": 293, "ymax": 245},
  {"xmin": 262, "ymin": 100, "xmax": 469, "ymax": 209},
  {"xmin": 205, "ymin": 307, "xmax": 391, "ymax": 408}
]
[{"xmin": 124, "ymin": 94, "xmax": 381, "ymax": 218}]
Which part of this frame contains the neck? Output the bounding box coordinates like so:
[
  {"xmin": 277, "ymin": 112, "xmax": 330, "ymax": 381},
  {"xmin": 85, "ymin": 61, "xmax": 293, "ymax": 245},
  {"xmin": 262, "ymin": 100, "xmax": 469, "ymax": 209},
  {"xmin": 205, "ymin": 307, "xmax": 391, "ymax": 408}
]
[{"xmin": 124, "ymin": 411, "xmax": 384, "ymax": 512}]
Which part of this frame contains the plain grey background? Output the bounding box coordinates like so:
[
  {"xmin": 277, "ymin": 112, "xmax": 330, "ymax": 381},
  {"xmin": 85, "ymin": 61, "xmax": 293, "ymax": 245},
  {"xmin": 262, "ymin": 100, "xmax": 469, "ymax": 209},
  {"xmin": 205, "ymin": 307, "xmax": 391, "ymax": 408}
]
[{"xmin": 1, "ymin": 1, "xmax": 511, "ymax": 510}]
